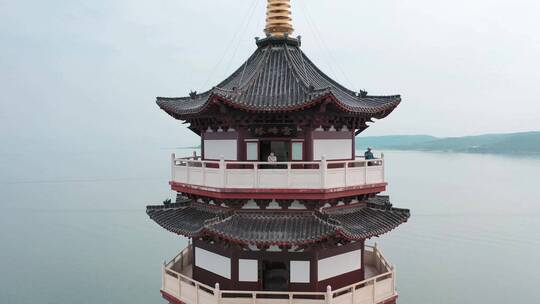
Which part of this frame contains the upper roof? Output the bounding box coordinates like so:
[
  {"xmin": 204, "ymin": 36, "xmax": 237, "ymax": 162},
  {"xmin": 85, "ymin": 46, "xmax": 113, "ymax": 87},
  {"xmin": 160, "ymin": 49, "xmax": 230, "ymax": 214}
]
[
  {"xmin": 146, "ymin": 195, "xmax": 410, "ymax": 246},
  {"xmin": 157, "ymin": 37, "xmax": 401, "ymax": 119}
]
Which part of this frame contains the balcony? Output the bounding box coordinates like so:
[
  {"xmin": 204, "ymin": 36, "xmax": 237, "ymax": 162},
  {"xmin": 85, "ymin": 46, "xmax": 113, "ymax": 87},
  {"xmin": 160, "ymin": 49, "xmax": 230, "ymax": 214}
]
[
  {"xmin": 170, "ymin": 155, "xmax": 386, "ymax": 200},
  {"xmin": 161, "ymin": 244, "xmax": 397, "ymax": 304}
]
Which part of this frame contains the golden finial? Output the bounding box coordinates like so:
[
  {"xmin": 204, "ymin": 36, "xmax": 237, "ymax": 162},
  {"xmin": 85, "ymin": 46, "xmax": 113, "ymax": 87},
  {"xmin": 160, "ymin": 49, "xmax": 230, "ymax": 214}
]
[{"xmin": 264, "ymin": 0, "xmax": 294, "ymax": 37}]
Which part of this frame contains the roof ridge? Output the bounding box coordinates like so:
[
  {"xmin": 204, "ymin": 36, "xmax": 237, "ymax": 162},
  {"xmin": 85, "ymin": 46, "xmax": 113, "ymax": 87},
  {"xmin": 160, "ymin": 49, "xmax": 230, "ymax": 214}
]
[
  {"xmin": 214, "ymin": 46, "xmax": 263, "ymax": 90},
  {"xmin": 283, "ymin": 44, "xmax": 312, "ymax": 90},
  {"xmin": 231, "ymin": 45, "xmax": 274, "ymax": 97},
  {"xmin": 296, "ymin": 48, "xmax": 360, "ymax": 98}
]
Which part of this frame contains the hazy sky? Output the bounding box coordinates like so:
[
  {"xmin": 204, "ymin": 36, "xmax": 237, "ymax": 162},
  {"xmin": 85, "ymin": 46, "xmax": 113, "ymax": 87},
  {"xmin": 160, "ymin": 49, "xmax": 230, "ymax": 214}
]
[{"xmin": 1, "ymin": 0, "xmax": 539, "ymax": 149}]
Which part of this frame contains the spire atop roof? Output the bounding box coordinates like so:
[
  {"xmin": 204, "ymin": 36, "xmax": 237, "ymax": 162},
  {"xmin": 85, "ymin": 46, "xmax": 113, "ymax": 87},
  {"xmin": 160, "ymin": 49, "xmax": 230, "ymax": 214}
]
[{"xmin": 264, "ymin": 0, "xmax": 294, "ymax": 37}]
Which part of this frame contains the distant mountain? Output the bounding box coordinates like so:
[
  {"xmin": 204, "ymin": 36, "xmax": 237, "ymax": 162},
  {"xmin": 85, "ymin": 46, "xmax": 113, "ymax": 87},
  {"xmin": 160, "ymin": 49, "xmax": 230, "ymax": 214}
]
[
  {"xmin": 356, "ymin": 135, "xmax": 437, "ymax": 149},
  {"xmin": 356, "ymin": 132, "xmax": 540, "ymax": 155}
]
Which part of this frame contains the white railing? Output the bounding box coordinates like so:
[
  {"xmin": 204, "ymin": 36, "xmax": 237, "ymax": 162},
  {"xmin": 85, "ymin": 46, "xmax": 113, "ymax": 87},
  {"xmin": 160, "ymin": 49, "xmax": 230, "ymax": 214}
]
[
  {"xmin": 161, "ymin": 244, "xmax": 396, "ymax": 304},
  {"xmin": 170, "ymin": 154, "xmax": 385, "ymax": 190},
  {"xmin": 165, "ymin": 244, "xmax": 193, "ymax": 273}
]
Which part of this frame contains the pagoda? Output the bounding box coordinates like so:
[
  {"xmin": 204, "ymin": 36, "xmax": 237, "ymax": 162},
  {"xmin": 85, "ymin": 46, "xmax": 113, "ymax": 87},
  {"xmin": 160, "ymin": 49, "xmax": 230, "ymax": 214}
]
[{"xmin": 147, "ymin": 1, "xmax": 410, "ymax": 304}]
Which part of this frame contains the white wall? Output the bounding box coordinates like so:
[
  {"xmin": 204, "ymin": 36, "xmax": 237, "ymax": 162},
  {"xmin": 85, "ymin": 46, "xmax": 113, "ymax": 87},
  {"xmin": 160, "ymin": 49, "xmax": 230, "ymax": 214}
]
[
  {"xmin": 204, "ymin": 139, "xmax": 237, "ymax": 160},
  {"xmin": 195, "ymin": 247, "xmax": 231, "ymax": 279},
  {"xmin": 313, "ymin": 139, "xmax": 352, "ymax": 160},
  {"xmin": 238, "ymin": 259, "xmax": 258, "ymax": 282},
  {"xmin": 318, "ymin": 249, "xmax": 361, "ymax": 281},
  {"xmin": 290, "ymin": 260, "xmax": 310, "ymax": 283}
]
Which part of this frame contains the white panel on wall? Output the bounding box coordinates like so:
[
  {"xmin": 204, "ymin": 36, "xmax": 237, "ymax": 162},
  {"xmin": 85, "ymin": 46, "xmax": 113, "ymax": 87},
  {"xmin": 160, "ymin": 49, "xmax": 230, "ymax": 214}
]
[
  {"xmin": 238, "ymin": 259, "xmax": 258, "ymax": 282},
  {"xmin": 318, "ymin": 249, "xmax": 361, "ymax": 281},
  {"xmin": 290, "ymin": 261, "xmax": 310, "ymax": 283},
  {"xmin": 291, "ymin": 142, "xmax": 304, "ymax": 160},
  {"xmin": 195, "ymin": 247, "xmax": 231, "ymax": 279},
  {"xmin": 246, "ymin": 142, "xmax": 258, "ymax": 161},
  {"xmin": 313, "ymin": 139, "xmax": 352, "ymax": 160},
  {"xmin": 204, "ymin": 140, "xmax": 237, "ymax": 160}
]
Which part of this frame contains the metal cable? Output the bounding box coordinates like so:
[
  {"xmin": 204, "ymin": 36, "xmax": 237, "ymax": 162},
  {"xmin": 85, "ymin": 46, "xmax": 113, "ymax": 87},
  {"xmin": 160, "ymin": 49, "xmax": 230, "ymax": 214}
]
[{"xmin": 201, "ymin": 0, "xmax": 260, "ymax": 90}]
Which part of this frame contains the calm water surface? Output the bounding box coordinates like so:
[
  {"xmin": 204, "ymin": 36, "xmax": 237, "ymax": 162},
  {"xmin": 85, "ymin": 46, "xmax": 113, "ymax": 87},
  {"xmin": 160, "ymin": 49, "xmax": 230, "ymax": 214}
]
[{"xmin": 1, "ymin": 149, "xmax": 539, "ymax": 304}]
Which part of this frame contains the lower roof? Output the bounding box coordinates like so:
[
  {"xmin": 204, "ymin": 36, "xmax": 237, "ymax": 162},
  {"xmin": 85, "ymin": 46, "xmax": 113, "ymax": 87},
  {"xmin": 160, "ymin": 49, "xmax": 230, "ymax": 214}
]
[{"xmin": 147, "ymin": 196, "xmax": 409, "ymax": 246}]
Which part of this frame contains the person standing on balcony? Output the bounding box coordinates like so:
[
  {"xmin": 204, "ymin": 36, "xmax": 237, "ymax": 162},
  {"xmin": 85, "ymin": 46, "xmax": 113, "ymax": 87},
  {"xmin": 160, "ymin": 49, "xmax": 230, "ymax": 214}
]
[
  {"xmin": 267, "ymin": 152, "xmax": 277, "ymax": 162},
  {"xmin": 365, "ymin": 148, "xmax": 375, "ymax": 160}
]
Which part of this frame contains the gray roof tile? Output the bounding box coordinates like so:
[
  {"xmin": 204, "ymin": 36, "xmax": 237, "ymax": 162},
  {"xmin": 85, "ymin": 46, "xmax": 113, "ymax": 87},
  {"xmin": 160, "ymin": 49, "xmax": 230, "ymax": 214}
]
[
  {"xmin": 146, "ymin": 195, "xmax": 410, "ymax": 246},
  {"xmin": 157, "ymin": 38, "xmax": 400, "ymax": 118}
]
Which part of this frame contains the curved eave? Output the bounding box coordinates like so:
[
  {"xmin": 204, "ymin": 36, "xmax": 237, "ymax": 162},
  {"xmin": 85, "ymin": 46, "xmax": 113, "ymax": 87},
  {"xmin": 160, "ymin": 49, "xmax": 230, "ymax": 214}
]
[
  {"xmin": 203, "ymin": 211, "xmax": 339, "ymax": 247},
  {"xmin": 333, "ymin": 211, "xmax": 410, "ymax": 242},
  {"xmin": 156, "ymin": 92, "xmax": 401, "ymax": 120},
  {"xmin": 146, "ymin": 202, "xmax": 229, "ymax": 238},
  {"xmin": 146, "ymin": 198, "xmax": 410, "ymax": 246}
]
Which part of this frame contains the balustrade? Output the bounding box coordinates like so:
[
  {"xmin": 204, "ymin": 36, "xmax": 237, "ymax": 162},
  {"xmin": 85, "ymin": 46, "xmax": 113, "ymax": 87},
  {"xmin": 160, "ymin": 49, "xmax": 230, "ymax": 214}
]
[
  {"xmin": 171, "ymin": 154, "xmax": 385, "ymax": 190},
  {"xmin": 161, "ymin": 245, "xmax": 396, "ymax": 304}
]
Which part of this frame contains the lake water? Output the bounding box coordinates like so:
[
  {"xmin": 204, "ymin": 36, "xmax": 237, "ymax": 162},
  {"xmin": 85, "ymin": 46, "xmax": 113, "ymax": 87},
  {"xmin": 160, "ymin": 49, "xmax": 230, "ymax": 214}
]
[{"xmin": 1, "ymin": 149, "xmax": 539, "ymax": 304}]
